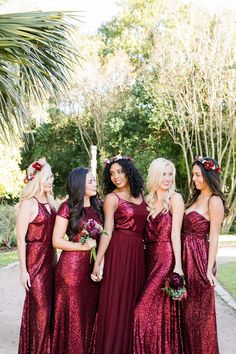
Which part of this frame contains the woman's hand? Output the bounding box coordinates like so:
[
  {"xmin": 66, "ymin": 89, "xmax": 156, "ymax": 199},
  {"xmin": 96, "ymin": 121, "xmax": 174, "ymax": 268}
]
[
  {"xmin": 78, "ymin": 238, "xmax": 97, "ymax": 251},
  {"xmin": 99, "ymin": 256, "xmax": 104, "ymax": 279},
  {"xmin": 207, "ymin": 270, "xmax": 217, "ymax": 287},
  {"xmin": 85, "ymin": 238, "xmax": 97, "ymax": 250},
  {"xmin": 173, "ymin": 265, "xmax": 184, "ymax": 276},
  {"xmin": 91, "ymin": 261, "xmax": 102, "ymax": 282},
  {"xmin": 20, "ymin": 270, "xmax": 31, "ymax": 291}
]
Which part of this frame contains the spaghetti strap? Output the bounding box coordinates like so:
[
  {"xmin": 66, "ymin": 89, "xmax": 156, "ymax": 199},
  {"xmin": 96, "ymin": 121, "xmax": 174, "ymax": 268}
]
[
  {"xmin": 33, "ymin": 196, "xmax": 40, "ymax": 203},
  {"xmin": 33, "ymin": 196, "xmax": 49, "ymax": 205},
  {"xmin": 111, "ymin": 192, "xmax": 144, "ymax": 206},
  {"xmin": 112, "ymin": 191, "xmax": 120, "ymax": 199}
]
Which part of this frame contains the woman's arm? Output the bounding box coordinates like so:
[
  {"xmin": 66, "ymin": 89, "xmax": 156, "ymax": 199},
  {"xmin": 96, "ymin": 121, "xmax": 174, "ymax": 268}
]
[
  {"xmin": 91, "ymin": 193, "xmax": 118, "ymax": 280},
  {"xmin": 16, "ymin": 199, "xmax": 36, "ymax": 291},
  {"xmin": 52, "ymin": 216, "xmax": 96, "ymax": 251},
  {"xmin": 207, "ymin": 196, "xmax": 224, "ymax": 286},
  {"xmin": 170, "ymin": 193, "xmax": 185, "ymax": 275}
]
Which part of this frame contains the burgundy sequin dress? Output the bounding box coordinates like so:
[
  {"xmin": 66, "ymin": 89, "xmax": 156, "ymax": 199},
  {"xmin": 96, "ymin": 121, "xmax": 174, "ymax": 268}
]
[
  {"xmin": 18, "ymin": 198, "xmax": 56, "ymax": 354},
  {"xmin": 182, "ymin": 211, "xmax": 219, "ymax": 354},
  {"xmin": 134, "ymin": 211, "xmax": 184, "ymax": 354},
  {"xmin": 94, "ymin": 193, "xmax": 148, "ymax": 354},
  {"xmin": 51, "ymin": 202, "xmax": 102, "ymax": 354}
]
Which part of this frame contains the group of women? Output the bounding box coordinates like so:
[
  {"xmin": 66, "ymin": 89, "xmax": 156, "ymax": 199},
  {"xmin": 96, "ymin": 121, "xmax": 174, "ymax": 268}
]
[{"xmin": 16, "ymin": 154, "xmax": 227, "ymax": 354}]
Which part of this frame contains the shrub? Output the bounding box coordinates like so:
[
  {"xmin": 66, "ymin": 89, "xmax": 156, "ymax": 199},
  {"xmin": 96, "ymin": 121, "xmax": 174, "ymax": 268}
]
[{"xmin": 0, "ymin": 204, "xmax": 17, "ymax": 248}]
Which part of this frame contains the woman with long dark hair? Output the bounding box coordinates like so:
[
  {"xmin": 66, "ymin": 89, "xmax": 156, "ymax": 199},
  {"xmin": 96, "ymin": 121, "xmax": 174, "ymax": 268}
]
[
  {"xmin": 51, "ymin": 167, "xmax": 103, "ymax": 354},
  {"xmin": 182, "ymin": 156, "xmax": 228, "ymax": 354},
  {"xmin": 91, "ymin": 155, "xmax": 148, "ymax": 354}
]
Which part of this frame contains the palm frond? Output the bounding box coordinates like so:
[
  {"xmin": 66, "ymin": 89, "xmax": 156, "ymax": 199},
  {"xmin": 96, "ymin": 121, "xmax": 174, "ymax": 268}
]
[{"xmin": 0, "ymin": 11, "xmax": 81, "ymax": 141}]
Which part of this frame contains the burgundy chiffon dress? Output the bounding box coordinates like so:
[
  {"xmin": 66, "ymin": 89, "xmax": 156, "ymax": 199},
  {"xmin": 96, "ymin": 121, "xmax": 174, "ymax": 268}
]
[
  {"xmin": 51, "ymin": 202, "xmax": 102, "ymax": 354},
  {"xmin": 134, "ymin": 211, "xmax": 184, "ymax": 354},
  {"xmin": 18, "ymin": 198, "xmax": 56, "ymax": 354},
  {"xmin": 182, "ymin": 211, "xmax": 219, "ymax": 354},
  {"xmin": 94, "ymin": 193, "xmax": 148, "ymax": 354}
]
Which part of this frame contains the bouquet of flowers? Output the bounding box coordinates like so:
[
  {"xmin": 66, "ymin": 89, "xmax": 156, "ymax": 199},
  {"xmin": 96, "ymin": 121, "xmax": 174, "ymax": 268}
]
[
  {"xmin": 162, "ymin": 272, "xmax": 187, "ymax": 301},
  {"xmin": 80, "ymin": 219, "xmax": 104, "ymax": 262}
]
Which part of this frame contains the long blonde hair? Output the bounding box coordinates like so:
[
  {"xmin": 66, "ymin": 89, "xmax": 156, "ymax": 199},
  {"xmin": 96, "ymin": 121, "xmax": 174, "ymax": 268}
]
[
  {"xmin": 20, "ymin": 158, "xmax": 55, "ymax": 208},
  {"xmin": 146, "ymin": 158, "xmax": 176, "ymax": 218}
]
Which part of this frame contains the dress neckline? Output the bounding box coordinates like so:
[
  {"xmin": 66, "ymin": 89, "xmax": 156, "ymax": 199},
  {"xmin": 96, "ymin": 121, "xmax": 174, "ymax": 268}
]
[
  {"xmin": 33, "ymin": 197, "xmax": 51, "ymax": 215},
  {"xmin": 185, "ymin": 210, "xmax": 210, "ymax": 222},
  {"xmin": 151, "ymin": 209, "xmax": 171, "ymax": 220},
  {"xmin": 113, "ymin": 192, "xmax": 144, "ymax": 206},
  {"xmin": 33, "ymin": 196, "xmax": 49, "ymax": 205}
]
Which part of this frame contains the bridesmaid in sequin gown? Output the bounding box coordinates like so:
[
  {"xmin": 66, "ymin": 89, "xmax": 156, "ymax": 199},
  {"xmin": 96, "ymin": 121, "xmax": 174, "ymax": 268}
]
[
  {"xmin": 52, "ymin": 167, "xmax": 103, "ymax": 354},
  {"xmin": 91, "ymin": 155, "xmax": 148, "ymax": 354},
  {"xmin": 134, "ymin": 158, "xmax": 185, "ymax": 354},
  {"xmin": 17, "ymin": 158, "xmax": 56, "ymax": 354},
  {"xmin": 182, "ymin": 156, "xmax": 227, "ymax": 354}
]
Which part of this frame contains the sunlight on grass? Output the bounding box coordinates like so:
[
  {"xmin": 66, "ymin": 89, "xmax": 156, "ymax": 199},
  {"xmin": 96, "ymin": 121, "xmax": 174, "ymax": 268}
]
[
  {"xmin": 0, "ymin": 250, "xmax": 18, "ymax": 267},
  {"xmin": 217, "ymin": 262, "xmax": 236, "ymax": 300}
]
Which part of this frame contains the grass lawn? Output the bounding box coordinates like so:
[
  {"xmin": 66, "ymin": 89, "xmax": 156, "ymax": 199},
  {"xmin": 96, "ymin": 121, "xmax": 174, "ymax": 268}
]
[
  {"xmin": 0, "ymin": 250, "xmax": 18, "ymax": 267},
  {"xmin": 217, "ymin": 262, "xmax": 236, "ymax": 300},
  {"xmin": 0, "ymin": 249, "xmax": 60, "ymax": 267}
]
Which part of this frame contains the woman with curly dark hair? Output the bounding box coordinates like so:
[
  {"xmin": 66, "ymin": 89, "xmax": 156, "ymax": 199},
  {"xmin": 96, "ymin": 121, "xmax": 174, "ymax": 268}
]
[
  {"xmin": 52, "ymin": 167, "xmax": 103, "ymax": 354},
  {"xmin": 91, "ymin": 155, "xmax": 148, "ymax": 354},
  {"xmin": 182, "ymin": 156, "xmax": 228, "ymax": 354}
]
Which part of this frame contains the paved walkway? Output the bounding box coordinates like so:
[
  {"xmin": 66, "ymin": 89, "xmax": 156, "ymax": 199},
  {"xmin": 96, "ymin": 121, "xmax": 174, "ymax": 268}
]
[
  {"xmin": 0, "ymin": 245, "xmax": 236, "ymax": 354},
  {"xmin": 216, "ymin": 244, "xmax": 236, "ymax": 353}
]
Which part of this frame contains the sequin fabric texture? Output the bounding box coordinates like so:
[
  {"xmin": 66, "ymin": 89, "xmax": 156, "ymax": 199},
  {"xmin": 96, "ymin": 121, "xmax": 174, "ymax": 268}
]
[
  {"xmin": 134, "ymin": 210, "xmax": 184, "ymax": 354},
  {"xmin": 182, "ymin": 211, "xmax": 219, "ymax": 354},
  {"xmin": 18, "ymin": 200, "xmax": 56, "ymax": 354},
  {"xmin": 94, "ymin": 193, "xmax": 148, "ymax": 354},
  {"xmin": 51, "ymin": 202, "xmax": 102, "ymax": 354}
]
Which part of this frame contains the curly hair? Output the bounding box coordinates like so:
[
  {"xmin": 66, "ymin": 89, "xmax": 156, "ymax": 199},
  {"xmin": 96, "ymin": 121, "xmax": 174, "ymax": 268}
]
[
  {"xmin": 103, "ymin": 159, "xmax": 144, "ymax": 197},
  {"xmin": 186, "ymin": 157, "xmax": 228, "ymax": 215},
  {"xmin": 66, "ymin": 167, "xmax": 103, "ymax": 241}
]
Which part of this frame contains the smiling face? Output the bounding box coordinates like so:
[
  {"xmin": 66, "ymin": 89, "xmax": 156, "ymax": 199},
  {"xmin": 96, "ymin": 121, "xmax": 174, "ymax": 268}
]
[
  {"xmin": 159, "ymin": 164, "xmax": 174, "ymax": 191},
  {"xmin": 85, "ymin": 171, "xmax": 97, "ymax": 197},
  {"xmin": 109, "ymin": 162, "xmax": 129, "ymax": 189},
  {"xmin": 192, "ymin": 164, "xmax": 208, "ymax": 191}
]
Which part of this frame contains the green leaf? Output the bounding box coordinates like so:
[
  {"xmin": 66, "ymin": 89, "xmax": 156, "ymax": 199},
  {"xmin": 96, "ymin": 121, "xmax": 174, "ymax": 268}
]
[{"xmin": 0, "ymin": 11, "xmax": 82, "ymax": 142}]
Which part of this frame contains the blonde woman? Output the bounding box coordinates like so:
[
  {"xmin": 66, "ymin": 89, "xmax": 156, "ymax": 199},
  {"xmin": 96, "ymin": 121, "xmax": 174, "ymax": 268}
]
[
  {"xmin": 134, "ymin": 158, "xmax": 185, "ymax": 354},
  {"xmin": 17, "ymin": 158, "xmax": 56, "ymax": 354}
]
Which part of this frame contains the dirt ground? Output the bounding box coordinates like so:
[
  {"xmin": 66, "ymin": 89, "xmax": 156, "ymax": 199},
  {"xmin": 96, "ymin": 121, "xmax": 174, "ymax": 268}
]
[{"xmin": 0, "ymin": 257, "xmax": 236, "ymax": 354}]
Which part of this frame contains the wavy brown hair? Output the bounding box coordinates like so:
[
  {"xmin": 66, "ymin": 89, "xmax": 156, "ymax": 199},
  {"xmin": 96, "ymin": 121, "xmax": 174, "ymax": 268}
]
[
  {"xmin": 66, "ymin": 167, "xmax": 103, "ymax": 241},
  {"xmin": 186, "ymin": 157, "xmax": 228, "ymax": 215}
]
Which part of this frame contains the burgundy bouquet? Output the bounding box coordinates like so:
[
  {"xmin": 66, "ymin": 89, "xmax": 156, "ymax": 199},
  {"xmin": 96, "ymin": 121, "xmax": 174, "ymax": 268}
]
[
  {"xmin": 80, "ymin": 219, "xmax": 104, "ymax": 262},
  {"xmin": 162, "ymin": 272, "xmax": 187, "ymax": 301}
]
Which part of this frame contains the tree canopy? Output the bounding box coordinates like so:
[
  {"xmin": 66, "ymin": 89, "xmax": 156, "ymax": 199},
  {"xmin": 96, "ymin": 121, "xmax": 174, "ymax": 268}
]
[{"xmin": 1, "ymin": 0, "xmax": 236, "ymax": 232}]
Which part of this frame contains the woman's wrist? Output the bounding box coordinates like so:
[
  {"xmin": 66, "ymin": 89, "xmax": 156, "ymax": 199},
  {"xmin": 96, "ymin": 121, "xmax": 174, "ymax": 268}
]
[
  {"xmin": 94, "ymin": 258, "xmax": 101, "ymax": 266},
  {"xmin": 20, "ymin": 268, "xmax": 28, "ymax": 273},
  {"xmin": 173, "ymin": 262, "xmax": 182, "ymax": 271},
  {"xmin": 76, "ymin": 242, "xmax": 87, "ymax": 251}
]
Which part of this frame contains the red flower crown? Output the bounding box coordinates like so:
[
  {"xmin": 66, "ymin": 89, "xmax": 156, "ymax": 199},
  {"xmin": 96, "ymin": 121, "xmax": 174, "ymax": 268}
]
[
  {"xmin": 104, "ymin": 154, "xmax": 133, "ymax": 167},
  {"xmin": 23, "ymin": 159, "xmax": 46, "ymax": 184},
  {"xmin": 195, "ymin": 156, "xmax": 221, "ymax": 173}
]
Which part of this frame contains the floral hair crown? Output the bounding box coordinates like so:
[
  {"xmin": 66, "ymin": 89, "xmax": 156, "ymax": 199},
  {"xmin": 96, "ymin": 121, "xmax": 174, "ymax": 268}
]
[
  {"xmin": 104, "ymin": 154, "xmax": 133, "ymax": 168},
  {"xmin": 194, "ymin": 156, "xmax": 221, "ymax": 173},
  {"xmin": 23, "ymin": 159, "xmax": 47, "ymax": 184}
]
